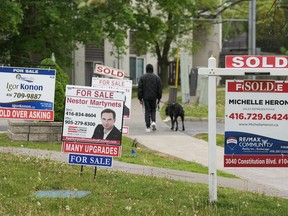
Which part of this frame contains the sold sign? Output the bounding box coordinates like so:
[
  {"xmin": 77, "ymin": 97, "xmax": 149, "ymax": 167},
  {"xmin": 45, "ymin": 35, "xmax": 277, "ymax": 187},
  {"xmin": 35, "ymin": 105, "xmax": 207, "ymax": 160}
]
[
  {"xmin": 243, "ymin": 80, "xmax": 276, "ymax": 92},
  {"xmin": 94, "ymin": 64, "xmax": 125, "ymax": 79},
  {"xmin": 228, "ymin": 80, "xmax": 285, "ymax": 93},
  {"xmin": 225, "ymin": 55, "xmax": 288, "ymax": 68}
]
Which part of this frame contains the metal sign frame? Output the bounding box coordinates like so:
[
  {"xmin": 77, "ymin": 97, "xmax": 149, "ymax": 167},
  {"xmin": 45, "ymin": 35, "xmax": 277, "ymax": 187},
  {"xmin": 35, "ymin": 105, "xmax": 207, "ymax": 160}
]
[{"xmin": 198, "ymin": 56, "xmax": 288, "ymax": 203}]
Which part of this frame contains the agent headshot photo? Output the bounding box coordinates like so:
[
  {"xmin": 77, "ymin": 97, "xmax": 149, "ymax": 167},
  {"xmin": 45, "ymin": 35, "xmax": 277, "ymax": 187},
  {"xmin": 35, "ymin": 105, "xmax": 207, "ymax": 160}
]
[{"xmin": 92, "ymin": 108, "xmax": 121, "ymax": 141}]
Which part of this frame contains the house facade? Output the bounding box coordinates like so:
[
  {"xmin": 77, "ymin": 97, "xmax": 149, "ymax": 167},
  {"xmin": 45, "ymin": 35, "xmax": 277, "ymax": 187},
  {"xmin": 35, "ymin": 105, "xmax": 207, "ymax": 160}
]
[
  {"xmin": 71, "ymin": 35, "xmax": 158, "ymax": 87},
  {"xmin": 70, "ymin": 23, "xmax": 222, "ymax": 98}
]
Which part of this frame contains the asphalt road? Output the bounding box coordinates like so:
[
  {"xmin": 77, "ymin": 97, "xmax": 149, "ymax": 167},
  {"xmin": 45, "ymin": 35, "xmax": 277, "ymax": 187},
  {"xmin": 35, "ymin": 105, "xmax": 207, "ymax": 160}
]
[{"xmin": 180, "ymin": 120, "xmax": 224, "ymax": 136}]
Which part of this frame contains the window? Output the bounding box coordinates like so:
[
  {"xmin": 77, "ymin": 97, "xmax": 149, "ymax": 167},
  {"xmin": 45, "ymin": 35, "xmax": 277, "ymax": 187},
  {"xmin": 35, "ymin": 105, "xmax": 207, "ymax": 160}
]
[{"xmin": 130, "ymin": 57, "xmax": 144, "ymax": 84}]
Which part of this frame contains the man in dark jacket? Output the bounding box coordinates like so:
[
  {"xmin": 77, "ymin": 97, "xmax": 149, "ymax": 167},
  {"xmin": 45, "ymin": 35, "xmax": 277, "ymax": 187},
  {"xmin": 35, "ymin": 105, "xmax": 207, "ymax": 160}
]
[
  {"xmin": 137, "ymin": 64, "xmax": 162, "ymax": 132},
  {"xmin": 92, "ymin": 108, "xmax": 121, "ymax": 142}
]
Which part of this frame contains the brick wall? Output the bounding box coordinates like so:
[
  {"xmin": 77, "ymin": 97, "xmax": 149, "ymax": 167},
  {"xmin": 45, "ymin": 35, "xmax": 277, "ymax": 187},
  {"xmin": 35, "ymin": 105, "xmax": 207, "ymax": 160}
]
[{"xmin": 8, "ymin": 120, "xmax": 62, "ymax": 142}]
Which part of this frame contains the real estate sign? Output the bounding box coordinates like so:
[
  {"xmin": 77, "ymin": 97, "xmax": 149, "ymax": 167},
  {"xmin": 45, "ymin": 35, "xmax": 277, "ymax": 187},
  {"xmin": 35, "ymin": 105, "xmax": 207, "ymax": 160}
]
[
  {"xmin": 0, "ymin": 66, "xmax": 56, "ymax": 121},
  {"xmin": 62, "ymin": 85, "xmax": 126, "ymax": 167},
  {"xmin": 224, "ymin": 55, "xmax": 288, "ymax": 167},
  {"xmin": 94, "ymin": 64, "xmax": 125, "ymax": 79},
  {"xmin": 62, "ymin": 85, "xmax": 125, "ymax": 145},
  {"xmin": 91, "ymin": 77, "xmax": 132, "ymax": 119},
  {"xmin": 224, "ymin": 80, "xmax": 288, "ymax": 167}
]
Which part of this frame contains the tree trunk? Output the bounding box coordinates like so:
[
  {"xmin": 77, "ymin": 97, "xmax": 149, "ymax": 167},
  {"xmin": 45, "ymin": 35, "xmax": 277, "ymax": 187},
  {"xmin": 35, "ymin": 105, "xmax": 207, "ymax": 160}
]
[{"xmin": 158, "ymin": 59, "xmax": 169, "ymax": 89}]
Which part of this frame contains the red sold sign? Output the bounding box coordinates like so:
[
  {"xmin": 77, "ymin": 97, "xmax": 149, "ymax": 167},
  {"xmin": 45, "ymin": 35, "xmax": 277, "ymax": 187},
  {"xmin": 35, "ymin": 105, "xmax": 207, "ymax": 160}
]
[
  {"xmin": 227, "ymin": 80, "xmax": 288, "ymax": 93},
  {"xmin": 225, "ymin": 55, "xmax": 288, "ymax": 68},
  {"xmin": 243, "ymin": 80, "xmax": 276, "ymax": 92},
  {"xmin": 94, "ymin": 64, "xmax": 125, "ymax": 79}
]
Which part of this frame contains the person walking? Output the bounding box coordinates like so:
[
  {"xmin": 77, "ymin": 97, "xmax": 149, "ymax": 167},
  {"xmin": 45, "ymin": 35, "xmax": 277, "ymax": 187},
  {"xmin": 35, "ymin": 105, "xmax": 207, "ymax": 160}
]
[{"xmin": 137, "ymin": 64, "xmax": 162, "ymax": 132}]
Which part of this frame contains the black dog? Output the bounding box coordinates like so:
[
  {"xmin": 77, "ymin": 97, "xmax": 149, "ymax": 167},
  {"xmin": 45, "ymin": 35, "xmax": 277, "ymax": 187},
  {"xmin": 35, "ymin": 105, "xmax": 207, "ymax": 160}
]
[{"xmin": 165, "ymin": 103, "xmax": 185, "ymax": 131}]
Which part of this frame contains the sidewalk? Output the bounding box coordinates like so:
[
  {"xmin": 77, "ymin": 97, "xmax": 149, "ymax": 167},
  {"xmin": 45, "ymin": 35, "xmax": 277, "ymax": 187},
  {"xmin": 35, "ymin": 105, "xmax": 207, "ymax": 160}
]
[{"xmin": 124, "ymin": 93, "xmax": 288, "ymax": 199}]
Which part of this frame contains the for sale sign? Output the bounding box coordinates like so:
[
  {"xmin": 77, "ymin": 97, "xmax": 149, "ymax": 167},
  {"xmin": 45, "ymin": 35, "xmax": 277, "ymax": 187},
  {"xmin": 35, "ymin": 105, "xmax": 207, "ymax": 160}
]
[
  {"xmin": 62, "ymin": 85, "xmax": 125, "ymax": 145},
  {"xmin": 91, "ymin": 77, "xmax": 132, "ymax": 119},
  {"xmin": 0, "ymin": 66, "xmax": 56, "ymax": 121},
  {"xmin": 68, "ymin": 154, "xmax": 113, "ymax": 167},
  {"xmin": 224, "ymin": 80, "xmax": 288, "ymax": 167}
]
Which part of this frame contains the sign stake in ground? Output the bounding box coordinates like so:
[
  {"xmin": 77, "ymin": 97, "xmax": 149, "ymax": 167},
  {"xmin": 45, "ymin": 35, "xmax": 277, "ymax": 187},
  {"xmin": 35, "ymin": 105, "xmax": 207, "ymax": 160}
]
[
  {"xmin": 199, "ymin": 55, "xmax": 288, "ymax": 203},
  {"xmin": 206, "ymin": 57, "xmax": 217, "ymax": 203}
]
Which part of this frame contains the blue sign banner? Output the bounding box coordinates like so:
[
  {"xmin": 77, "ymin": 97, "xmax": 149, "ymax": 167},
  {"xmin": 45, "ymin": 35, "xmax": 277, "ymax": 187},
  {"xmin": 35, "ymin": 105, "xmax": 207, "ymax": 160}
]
[
  {"xmin": 225, "ymin": 131, "xmax": 288, "ymax": 155},
  {"xmin": 0, "ymin": 101, "xmax": 53, "ymax": 110},
  {"xmin": 68, "ymin": 153, "xmax": 113, "ymax": 167},
  {"xmin": 0, "ymin": 66, "xmax": 56, "ymax": 75}
]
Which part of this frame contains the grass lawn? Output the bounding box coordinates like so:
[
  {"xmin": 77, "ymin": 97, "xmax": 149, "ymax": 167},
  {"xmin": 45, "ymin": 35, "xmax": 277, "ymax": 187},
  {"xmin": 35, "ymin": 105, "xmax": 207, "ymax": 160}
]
[
  {"xmin": 1, "ymin": 151, "xmax": 288, "ymax": 215},
  {"xmin": 1, "ymin": 88, "xmax": 288, "ymax": 215},
  {"xmin": 159, "ymin": 88, "xmax": 225, "ymax": 119},
  {"xmin": 0, "ymin": 133, "xmax": 232, "ymax": 178}
]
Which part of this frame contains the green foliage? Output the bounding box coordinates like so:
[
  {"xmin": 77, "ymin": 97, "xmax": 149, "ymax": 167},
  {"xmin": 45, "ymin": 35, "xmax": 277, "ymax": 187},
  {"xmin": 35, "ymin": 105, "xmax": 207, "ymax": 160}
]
[
  {"xmin": 221, "ymin": 1, "xmax": 248, "ymax": 41},
  {"xmin": 256, "ymin": 0, "xmax": 288, "ymax": 53},
  {"xmin": 77, "ymin": 0, "xmax": 135, "ymax": 56},
  {"xmin": 222, "ymin": 0, "xmax": 288, "ymax": 53},
  {"xmin": 0, "ymin": 0, "xmax": 22, "ymax": 36},
  {"xmin": 0, "ymin": 1, "xmax": 79, "ymax": 67},
  {"xmin": 0, "ymin": 133, "xmax": 61, "ymax": 151},
  {"xmin": 0, "ymin": 0, "xmax": 134, "ymax": 68},
  {"xmin": 160, "ymin": 89, "xmax": 225, "ymax": 119},
  {"xmin": 194, "ymin": 133, "xmax": 225, "ymax": 147},
  {"xmin": 131, "ymin": 0, "xmax": 251, "ymax": 87},
  {"xmin": 39, "ymin": 58, "xmax": 68, "ymax": 122},
  {"xmin": 131, "ymin": 0, "xmax": 217, "ymax": 87},
  {"xmin": 280, "ymin": 46, "xmax": 288, "ymax": 56},
  {"xmin": 184, "ymin": 89, "xmax": 225, "ymax": 118}
]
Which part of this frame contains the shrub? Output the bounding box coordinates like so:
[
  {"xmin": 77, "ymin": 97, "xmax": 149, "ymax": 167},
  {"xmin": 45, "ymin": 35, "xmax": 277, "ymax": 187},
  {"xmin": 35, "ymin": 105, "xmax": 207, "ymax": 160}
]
[{"xmin": 39, "ymin": 58, "xmax": 68, "ymax": 122}]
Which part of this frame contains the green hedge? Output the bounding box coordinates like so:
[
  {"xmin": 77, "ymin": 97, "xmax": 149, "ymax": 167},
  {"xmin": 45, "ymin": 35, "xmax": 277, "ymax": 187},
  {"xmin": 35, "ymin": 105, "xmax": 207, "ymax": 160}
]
[{"xmin": 39, "ymin": 58, "xmax": 68, "ymax": 122}]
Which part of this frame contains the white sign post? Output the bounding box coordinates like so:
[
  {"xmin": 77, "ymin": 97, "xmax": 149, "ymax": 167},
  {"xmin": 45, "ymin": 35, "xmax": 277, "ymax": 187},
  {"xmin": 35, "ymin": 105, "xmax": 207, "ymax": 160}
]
[
  {"xmin": 199, "ymin": 55, "xmax": 288, "ymax": 203},
  {"xmin": 180, "ymin": 52, "xmax": 190, "ymax": 103}
]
